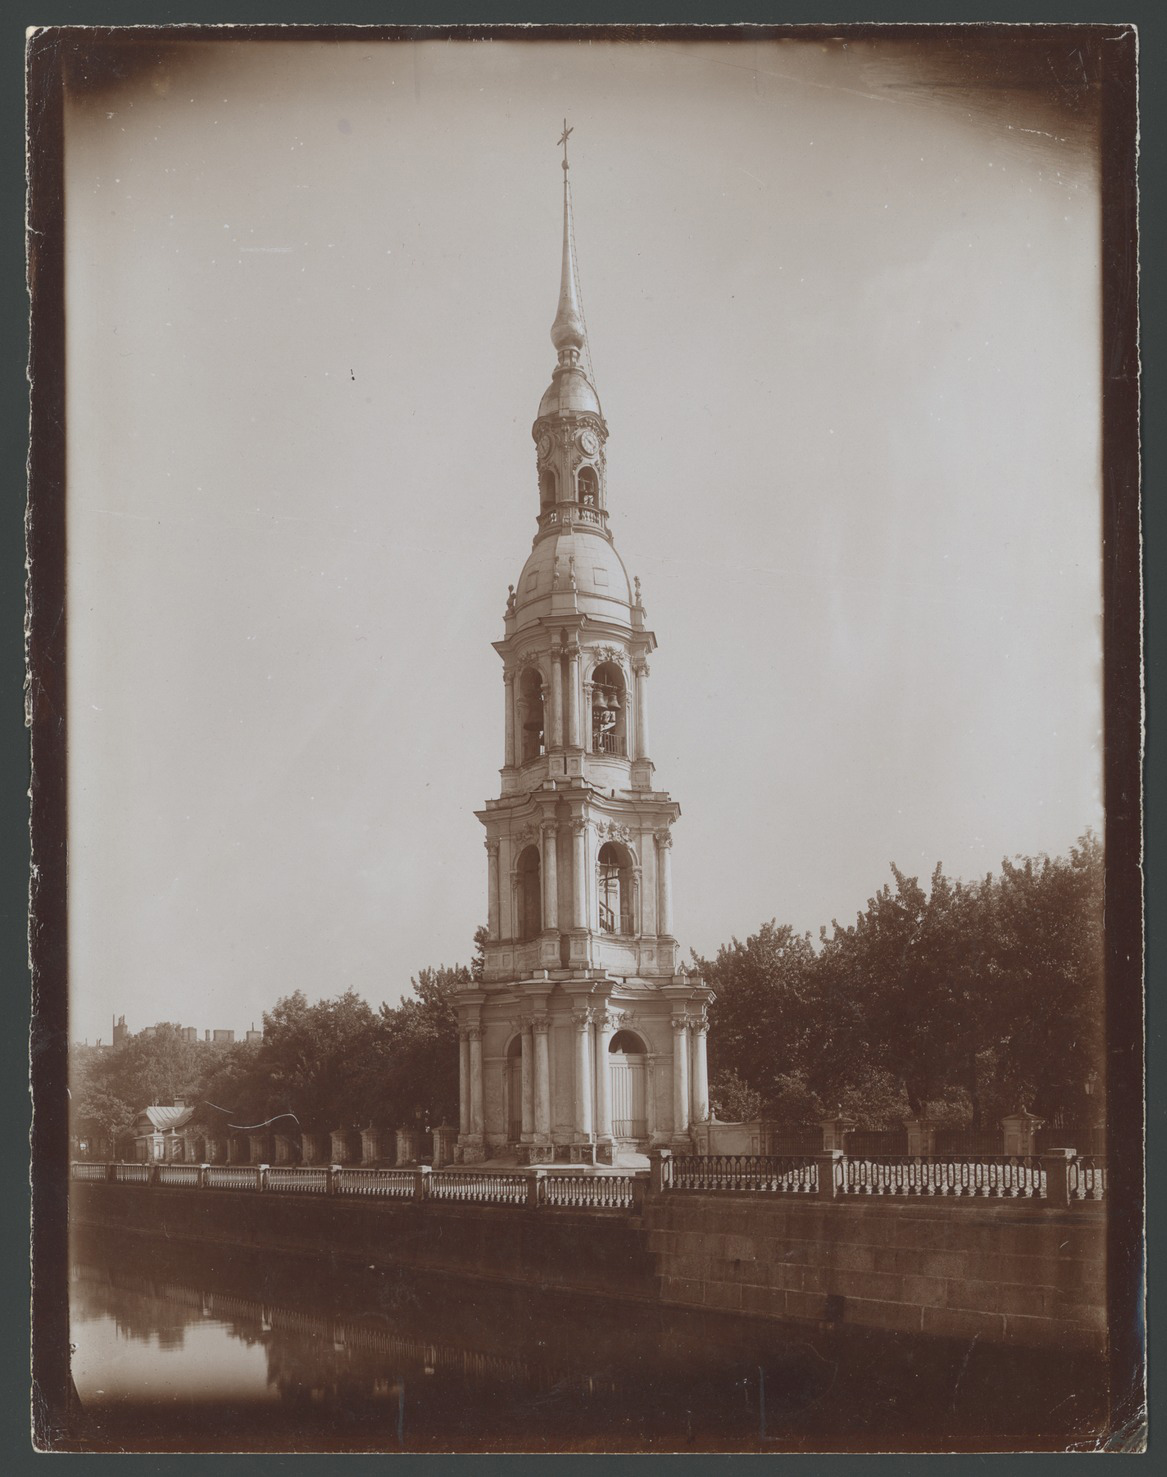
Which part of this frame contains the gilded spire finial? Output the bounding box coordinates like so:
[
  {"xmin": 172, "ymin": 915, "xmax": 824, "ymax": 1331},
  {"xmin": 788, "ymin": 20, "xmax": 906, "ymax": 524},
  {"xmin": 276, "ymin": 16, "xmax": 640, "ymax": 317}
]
[{"xmin": 551, "ymin": 120, "xmax": 586, "ymax": 359}]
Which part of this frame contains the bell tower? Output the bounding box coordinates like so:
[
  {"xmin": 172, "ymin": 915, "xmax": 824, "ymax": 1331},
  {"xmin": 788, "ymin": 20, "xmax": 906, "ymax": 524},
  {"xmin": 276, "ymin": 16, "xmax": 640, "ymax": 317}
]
[{"xmin": 456, "ymin": 126, "xmax": 713, "ymax": 1167}]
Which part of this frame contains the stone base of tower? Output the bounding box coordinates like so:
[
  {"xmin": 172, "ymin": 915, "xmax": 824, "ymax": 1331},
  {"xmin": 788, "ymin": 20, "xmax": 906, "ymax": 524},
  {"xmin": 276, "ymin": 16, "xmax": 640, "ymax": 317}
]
[
  {"xmin": 454, "ymin": 1134, "xmax": 486, "ymax": 1165},
  {"xmin": 455, "ymin": 972, "xmax": 713, "ymax": 1169}
]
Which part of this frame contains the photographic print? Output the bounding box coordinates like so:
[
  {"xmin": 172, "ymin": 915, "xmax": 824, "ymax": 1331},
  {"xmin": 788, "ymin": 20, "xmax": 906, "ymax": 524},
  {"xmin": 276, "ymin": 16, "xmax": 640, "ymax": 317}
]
[{"xmin": 27, "ymin": 23, "xmax": 1143, "ymax": 1453}]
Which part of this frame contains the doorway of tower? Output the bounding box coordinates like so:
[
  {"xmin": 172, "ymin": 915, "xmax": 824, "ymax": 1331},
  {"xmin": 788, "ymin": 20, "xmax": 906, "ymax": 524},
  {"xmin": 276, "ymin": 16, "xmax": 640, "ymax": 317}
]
[{"xmin": 609, "ymin": 1030, "xmax": 648, "ymax": 1146}]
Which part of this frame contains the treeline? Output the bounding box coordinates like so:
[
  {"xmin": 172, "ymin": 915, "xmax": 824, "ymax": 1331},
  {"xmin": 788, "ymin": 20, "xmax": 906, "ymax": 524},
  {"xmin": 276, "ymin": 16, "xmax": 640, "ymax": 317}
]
[
  {"xmin": 73, "ymin": 836, "xmax": 1104, "ymax": 1150},
  {"xmin": 698, "ymin": 833, "xmax": 1104, "ymax": 1130},
  {"xmin": 71, "ymin": 931, "xmax": 486, "ymax": 1151}
]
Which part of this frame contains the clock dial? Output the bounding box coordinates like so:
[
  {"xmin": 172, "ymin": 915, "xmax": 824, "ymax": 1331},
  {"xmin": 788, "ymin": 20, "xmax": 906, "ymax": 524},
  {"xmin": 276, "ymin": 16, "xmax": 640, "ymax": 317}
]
[
  {"xmin": 537, "ymin": 434, "xmax": 552, "ymax": 459},
  {"xmin": 579, "ymin": 429, "xmax": 599, "ymax": 455}
]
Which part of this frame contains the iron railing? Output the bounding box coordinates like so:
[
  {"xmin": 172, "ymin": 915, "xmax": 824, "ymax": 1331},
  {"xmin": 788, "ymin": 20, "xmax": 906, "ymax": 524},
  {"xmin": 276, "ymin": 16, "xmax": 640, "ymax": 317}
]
[
  {"xmin": 842, "ymin": 1155, "xmax": 1045, "ymax": 1199},
  {"xmin": 426, "ymin": 1172, "xmax": 528, "ymax": 1207},
  {"xmin": 670, "ymin": 1154, "xmax": 818, "ymax": 1193},
  {"xmin": 1068, "ymin": 1155, "xmax": 1107, "ymax": 1201},
  {"xmin": 334, "ymin": 1167, "xmax": 416, "ymax": 1199}
]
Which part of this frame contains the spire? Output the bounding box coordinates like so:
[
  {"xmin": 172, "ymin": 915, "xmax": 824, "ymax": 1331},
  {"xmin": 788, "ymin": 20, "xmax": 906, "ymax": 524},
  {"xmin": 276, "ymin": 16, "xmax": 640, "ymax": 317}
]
[{"xmin": 550, "ymin": 120, "xmax": 587, "ymax": 359}]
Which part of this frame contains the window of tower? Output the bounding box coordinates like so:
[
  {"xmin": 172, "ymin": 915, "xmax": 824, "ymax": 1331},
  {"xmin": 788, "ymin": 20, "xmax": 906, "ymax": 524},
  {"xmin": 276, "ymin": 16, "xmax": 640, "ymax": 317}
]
[
  {"xmin": 519, "ymin": 667, "xmax": 545, "ymax": 762},
  {"xmin": 577, "ymin": 464, "xmax": 598, "ymax": 506},
  {"xmin": 516, "ymin": 845, "xmax": 542, "ymax": 941},
  {"xmin": 597, "ymin": 841, "xmax": 634, "ymax": 935},
  {"xmin": 591, "ymin": 662, "xmax": 627, "ymax": 756},
  {"xmin": 539, "ymin": 468, "xmax": 557, "ymax": 509}
]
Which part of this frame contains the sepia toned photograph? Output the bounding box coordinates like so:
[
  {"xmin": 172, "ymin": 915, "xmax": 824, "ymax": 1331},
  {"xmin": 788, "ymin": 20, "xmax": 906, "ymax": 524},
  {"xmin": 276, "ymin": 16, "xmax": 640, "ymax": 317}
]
[{"xmin": 27, "ymin": 23, "xmax": 1143, "ymax": 1453}]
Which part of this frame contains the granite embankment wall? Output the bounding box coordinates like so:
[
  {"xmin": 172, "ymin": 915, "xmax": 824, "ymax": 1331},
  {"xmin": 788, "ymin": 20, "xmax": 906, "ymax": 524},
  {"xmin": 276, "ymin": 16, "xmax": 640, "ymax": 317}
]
[
  {"xmin": 70, "ymin": 1181, "xmax": 657, "ymax": 1302},
  {"xmin": 642, "ymin": 1192, "xmax": 1107, "ymax": 1352},
  {"xmin": 71, "ymin": 1182, "xmax": 1106, "ymax": 1352}
]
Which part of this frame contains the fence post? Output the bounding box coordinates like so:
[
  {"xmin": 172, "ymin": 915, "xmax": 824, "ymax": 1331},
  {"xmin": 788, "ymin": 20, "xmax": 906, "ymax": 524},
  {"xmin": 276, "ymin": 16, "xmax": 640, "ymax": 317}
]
[
  {"xmin": 413, "ymin": 1164, "xmax": 431, "ymax": 1202},
  {"xmin": 106, "ymin": 1162, "xmax": 118, "ymax": 1185},
  {"xmin": 327, "ymin": 1163, "xmax": 342, "ymax": 1197},
  {"xmin": 257, "ymin": 1164, "xmax": 269, "ymax": 1193},
  {"xmin": 815, "ymin": 1150, "xmax": 844, "ymax": 1200},
  {"xmin": 1041, "ymin": 1148, "xmax": 1074, "ymax": 1209},
  {"xmin": 198, "ymin": 1163, "xmax": 209, "ymax": 1190},
  {"xmin": 526, "ymin": 1170, "xmax": 544, "ymax": 1209},
  {"xmin": 629, "ymin": 1175, "xmax": 648, "ymax": 1215},
  {"xmin": 649, "ymin": 1148, "xmax": 672, "ymax": 1194},
  {"xmin": 148, "ymin": 1162, "xmax": 160, "ymax": 1187}
]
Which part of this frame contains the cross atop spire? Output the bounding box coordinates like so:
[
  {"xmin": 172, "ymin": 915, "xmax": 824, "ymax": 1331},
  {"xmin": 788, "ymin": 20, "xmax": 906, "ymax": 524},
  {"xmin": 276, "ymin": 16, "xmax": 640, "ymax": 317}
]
[{"xmin": 558, "ymin": 118, "xmax": 573, "ymax": 172}]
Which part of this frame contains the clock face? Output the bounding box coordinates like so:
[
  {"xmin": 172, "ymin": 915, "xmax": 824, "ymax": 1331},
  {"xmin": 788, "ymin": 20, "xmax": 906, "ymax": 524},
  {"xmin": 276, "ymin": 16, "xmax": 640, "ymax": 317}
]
[
  {"xmin": 579, "ymin": 429, "xmax": 599, "ymax": 456},
  {"xmin": 537, "ymin": 434, "xmax": 552, "ymax": 460}
]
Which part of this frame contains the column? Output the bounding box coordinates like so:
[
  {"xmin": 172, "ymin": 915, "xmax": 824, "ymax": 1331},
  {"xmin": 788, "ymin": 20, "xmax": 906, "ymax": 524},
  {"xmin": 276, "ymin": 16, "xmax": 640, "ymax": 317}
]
[
  {"xmin": 485, "ymin": 840, "xmax": 500, "ymax": 940},
  {"xmin": 574, "ymin": 1010, "xmax": 594, "ymax": 1139},
  {"xmin": 458, "ymin": 1031, "xmax": 470, "ymax": 1135},
  {"xmin": 549, "ymin": 649, "xmax": 564, "ymax": 750},
  {"xmin": 657, "ymin": 830, "xmax": 674, "ymax": 936},
  {"xmin": 566, "ymin": 646, "xmax": 581, "ymax": 747},
  {"xmin": 468, "ymin": 1027, "xmax": 484, "ymax": 1137},
  {"xmin": 594, "ymin": 1011, "xmax": 614, "ymax": 1140},
  {"xmin": 542, "ymin": 823, "xmax": 558, "ymax": 931},
  {"xmin": 635, "ymin": 661, "xmax": 651, "ymax": 759},
  {"xmin": 503, "ymin": 670, "xmax": 516, "ymax": 767},
  {"xmin": 691, "ymin": 1018, "xmax": 710, "ymax": 1123},
  {"xmin": 532, "ymin": 1016, "xmax": 551, "ymax": 1138},
  {"xmin": 572, "ymin": 821, "xmax": 588, "ymax": 929},
  {"xmin": 582, "ymin": 681, "xmax": 594, "ymax": 752},
  {"xmin": 520, "ymin": 1024, "xmax": 534, "ymax": 1137},
  {"xmin": 631, "ymin": 866, "xmax": 642, "ymax": 936},
  {"xmin": 672, "ymin": 1017, "xmax": 690, "ymax": 1135}
]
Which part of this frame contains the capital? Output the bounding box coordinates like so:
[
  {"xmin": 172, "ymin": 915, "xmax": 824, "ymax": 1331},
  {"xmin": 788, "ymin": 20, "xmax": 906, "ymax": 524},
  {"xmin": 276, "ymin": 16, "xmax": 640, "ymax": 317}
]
[
  {"xmin": 671, "ymin": 1016, "xmax": 690, "ymax": 1036},
  {"xmin": 655, "ymin": 829, "xmax": 673, "ymax": 850},
  {"xmin": 572, "ymin": 819, "xmax": 588, "ymax": 836},
  {"xmin": 484, "ymin": 839, "xmax": 500, "ymax": 856},
  {"xmin": 530, "ymin": 1014, "xmax": 551, "ymax": 1035},
  {"xmin": 633, "ymin": 660, "xmax": 650, "ymax": 678},
  {"xmin": 466, "ymin": 1026, "xmax": 483, "ymax": 1044},
  {"xmin": 571, "ymin": 1008, "xmax": 594, "ymax": 1029}
]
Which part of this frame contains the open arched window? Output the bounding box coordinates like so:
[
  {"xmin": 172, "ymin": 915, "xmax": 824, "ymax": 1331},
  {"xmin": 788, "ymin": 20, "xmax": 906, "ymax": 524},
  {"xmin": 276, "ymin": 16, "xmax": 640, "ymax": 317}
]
[
  {"xmin": 591, "ymin": 662, "xmax": 627, "ymax": 756},
  {"xmin": 518, "ymin": 667, "xmax": 545, "ymax": 762},
  {"xmin": 597, "ymin": 841, "xmax": 634, "ymax": 935},
  {"xmin": 577, "ymin": 464, "xmax": 599, "ymax": 507},
  {"xmin": 539, "ymin": 468, "xmax": 557, "ymax": 509},
  {"xmin": 516, "ymin": 845, "xmax": 542, "ymax": 940}
]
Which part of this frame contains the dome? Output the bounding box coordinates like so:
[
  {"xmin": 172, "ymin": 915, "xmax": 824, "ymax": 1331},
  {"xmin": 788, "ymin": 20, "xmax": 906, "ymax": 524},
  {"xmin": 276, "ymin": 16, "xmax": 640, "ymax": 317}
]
[
  {"xmin": 537, "ymin": 364, "xmax": 602, "ymax": 420},
  {"xmin": 513, "ymin": 528, "xmax": 631, "ymax": 630}
]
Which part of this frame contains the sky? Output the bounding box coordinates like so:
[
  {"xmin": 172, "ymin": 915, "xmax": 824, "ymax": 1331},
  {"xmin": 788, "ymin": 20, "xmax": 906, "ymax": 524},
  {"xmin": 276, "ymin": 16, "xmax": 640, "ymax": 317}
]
[{"xmin": 65, "ymin": 35, "xmax": 1102, "ymax": 1046}]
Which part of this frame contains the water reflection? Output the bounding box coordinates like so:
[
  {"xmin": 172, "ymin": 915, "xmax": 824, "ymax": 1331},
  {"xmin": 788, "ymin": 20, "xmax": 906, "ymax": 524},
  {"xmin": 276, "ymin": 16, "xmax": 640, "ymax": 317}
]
[{"xmin": 67, "ymin": 1224, "xmax": 1106, "ymax": 1453}]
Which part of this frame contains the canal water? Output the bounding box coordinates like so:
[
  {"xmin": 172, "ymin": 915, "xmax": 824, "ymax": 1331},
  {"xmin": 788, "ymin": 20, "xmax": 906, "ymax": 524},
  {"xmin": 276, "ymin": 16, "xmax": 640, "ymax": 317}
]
[{"xmin": 67, "ymin": 1223, "xmax": 1106, "ymax": 1453}]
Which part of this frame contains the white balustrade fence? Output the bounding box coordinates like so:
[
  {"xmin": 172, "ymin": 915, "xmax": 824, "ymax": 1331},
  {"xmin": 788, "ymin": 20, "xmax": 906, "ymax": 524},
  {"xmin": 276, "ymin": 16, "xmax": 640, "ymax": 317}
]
[{"xmin": 72, "ymin": 1150, "xmax": 1105, "ymax": 1209}]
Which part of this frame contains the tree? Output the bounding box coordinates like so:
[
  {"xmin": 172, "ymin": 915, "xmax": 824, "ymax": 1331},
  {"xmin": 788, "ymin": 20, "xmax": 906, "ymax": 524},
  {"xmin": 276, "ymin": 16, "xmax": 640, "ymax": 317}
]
[
  {"xmin": 375, "ymin": 963, "xmax": 467, "ymax": 1127},
  {"xmin": 986, "ymin": 832, "xmax": 1104, "ymax": 1122},
  {"xmin": 695, "ymin": 921, "xmax": 817, "ymax": 1114}
]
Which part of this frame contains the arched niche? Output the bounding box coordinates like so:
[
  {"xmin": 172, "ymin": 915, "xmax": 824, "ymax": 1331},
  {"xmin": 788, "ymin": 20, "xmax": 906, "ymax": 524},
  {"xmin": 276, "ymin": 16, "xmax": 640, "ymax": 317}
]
[
  {"xmin": 577, "ymin": 464, "xmax": 599, "ymax": 506},
  {"xmin": 515, "ymin": 844, "xmax": 542, "ymax": 940},
  {"xmin": 505, "ymin": 1034, "xmax": 523, "ymax": 1141},
  {"xmin": 539, "ymin": 467, "xmax": 557, "ymax": 509}
]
